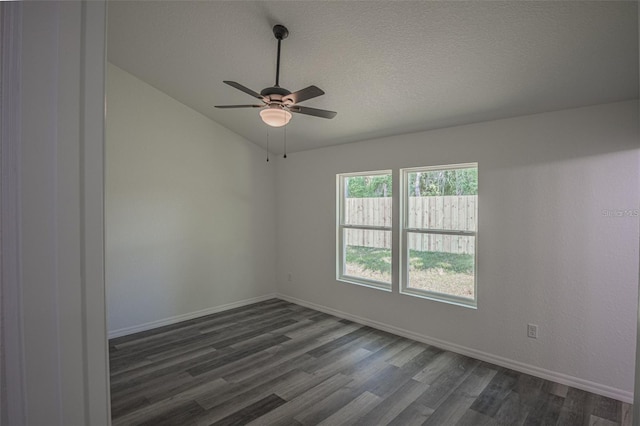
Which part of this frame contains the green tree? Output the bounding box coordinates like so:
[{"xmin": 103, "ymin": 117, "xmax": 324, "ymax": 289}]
[
  {"xmin": 409, "ymin": 168, "xmax": 477, "ymax": 196},
  {"xmin": 346, "ymin": 175, "xmax": 392, "ymax": 198}
]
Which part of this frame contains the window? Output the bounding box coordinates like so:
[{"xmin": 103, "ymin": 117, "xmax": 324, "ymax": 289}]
[
  {"xmin": 401, "ymin": 164, "xmax": 478, "ymax": 307},
  {"xmin": 337, "ymin": 170, "xmax": 392, "ymax": 290}
]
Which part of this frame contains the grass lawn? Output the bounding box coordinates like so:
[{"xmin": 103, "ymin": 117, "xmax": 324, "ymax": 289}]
[{"xmin": 345, "ymin": 246, "xmax": 474, "ymax": 298}]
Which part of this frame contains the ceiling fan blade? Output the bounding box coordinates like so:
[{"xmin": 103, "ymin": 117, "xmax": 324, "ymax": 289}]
[
  {"xmin": 289, "ymin": 105, "xmax": 337, "ymax": 119},
  {"xmin": 215, "ymin": 104, "xmax": 263, "ymax": 109},
  {"xmin": 223, "ymin": 81, "xmax": 264, "ymax": 100},
  {"xmin": 283, "ymin": 86, "xmax": 325, "ymax": 104}
]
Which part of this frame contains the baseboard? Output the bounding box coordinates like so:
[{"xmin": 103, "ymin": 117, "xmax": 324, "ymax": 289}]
[
  {"xmin": 108, "ymin": 293, "xmax": 278, "ymax": 339},
  {"xmin": 276, "ymin": 293, "xmax": 633, "ymax": 404}
]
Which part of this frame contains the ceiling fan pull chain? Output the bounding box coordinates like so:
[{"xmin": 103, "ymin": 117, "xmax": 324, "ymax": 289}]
[
  {"xmin": 283, "ymin": 125, "xmax": 287, "ymax": 159},
  {"xmin": 266, "ymin": 128, "xmax": 270, "ymax": 162}
]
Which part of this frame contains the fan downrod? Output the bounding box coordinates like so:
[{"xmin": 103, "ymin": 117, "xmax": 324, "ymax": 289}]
[{"xmin": 273, "ymin": 24, "xmax": 289, "ymax": 40}]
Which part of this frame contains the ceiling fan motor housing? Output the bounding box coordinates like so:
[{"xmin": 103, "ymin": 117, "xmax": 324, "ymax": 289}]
[{"xmin": 261, "ymin": 86, "xmax": 291, "ymax": 97}]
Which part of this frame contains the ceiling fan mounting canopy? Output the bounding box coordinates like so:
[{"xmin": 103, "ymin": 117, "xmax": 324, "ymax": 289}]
[
  {"xmin": 215, "ymin": 24, "xmax": 337, "ymax": 126},
  {"xmin": 272, "ymin": 24, "xmax": 289, "ymax": 41}
]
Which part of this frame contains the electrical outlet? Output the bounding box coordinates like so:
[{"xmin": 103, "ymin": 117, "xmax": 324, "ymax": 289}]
[
  {"xmin": 527, "ymin": 324, "xmax": 538, "ymax": 339},
  {"xmin": 287, "ymin": 273, "xmax": 292, "ymax": 282}
]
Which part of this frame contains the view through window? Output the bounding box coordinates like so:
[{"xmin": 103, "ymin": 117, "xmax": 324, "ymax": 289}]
[
  {"xmin": 337, "ymin": 171, "xmax": 392, "ymax": 289},
  {"xmin": 337, "ymin": 164, "xmax": 478, "ymax": 307},
  {"xmin": 401, "ymin": 164, "xmax": 478, "ymax": 306}
]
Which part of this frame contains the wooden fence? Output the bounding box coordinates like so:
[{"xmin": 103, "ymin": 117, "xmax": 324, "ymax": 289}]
[{"xmin": 344, "ymin": 196, "xmax": 476, "ymax": 254}]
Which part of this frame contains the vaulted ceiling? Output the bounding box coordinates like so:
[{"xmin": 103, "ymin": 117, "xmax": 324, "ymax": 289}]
[{"xmin": 108, "ymin": 1, "xmax": 638, "ymax": 153}]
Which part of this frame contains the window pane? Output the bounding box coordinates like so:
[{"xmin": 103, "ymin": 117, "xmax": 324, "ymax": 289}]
[
  {"xmin": 343, "ymin": 228, "xmax": 392, "ymax": 284},
  {"xmin": 406, "ymin": 232, "xmax": 475, "ymax": 299},
  {"xmin": 406, "ymin": 168, "xmax": 477, "ymax": 231},
  {"xmin": 343, "ymin": 174, "xmax": 392, "ymax": 227}
]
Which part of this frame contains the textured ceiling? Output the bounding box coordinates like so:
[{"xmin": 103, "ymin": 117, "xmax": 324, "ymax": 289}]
[{"xmin": 108, "ymin": 1, "xmax": 638, "ymax": 154}]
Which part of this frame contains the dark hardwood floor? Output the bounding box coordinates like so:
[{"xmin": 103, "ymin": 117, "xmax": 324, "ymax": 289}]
[{"xmin": 109, "ymin": 299, "xmax": 632, "ymax": 426}]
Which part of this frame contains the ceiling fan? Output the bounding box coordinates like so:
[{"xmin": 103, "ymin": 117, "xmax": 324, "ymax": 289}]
[{"xmin": 215, "ymin": 24, "xmax": 337, "ymax": 127}]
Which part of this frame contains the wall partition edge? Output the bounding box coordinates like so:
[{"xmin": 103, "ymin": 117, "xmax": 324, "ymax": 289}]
[
  {"xmin": 9, "ymin": 1, "xmax": 109, "ymax": 425},
  {"xmin": 82, "ymin": 1, "xmax": 110, "ymax": 424},
  {"xmin": 1, "ymin": 2, "xmax": 26, "ymax": 425},
  {"xmin": 634, "ymin": 3, "xmax": 639, "ymax": 425}
]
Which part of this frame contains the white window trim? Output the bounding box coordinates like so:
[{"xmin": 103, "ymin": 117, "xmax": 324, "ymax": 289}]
[
  {"xmin": 336, "ymin": 170, "xmax": 393, "ymax": 291},
  {"xmin": 399, "ymin": 163, "xmax": 478, "ymax": 308}
]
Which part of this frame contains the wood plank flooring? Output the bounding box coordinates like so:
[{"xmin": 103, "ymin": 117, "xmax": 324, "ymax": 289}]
[{"xmin": 110, "ymin": 299, "xmax": 632, "ymax": 426}]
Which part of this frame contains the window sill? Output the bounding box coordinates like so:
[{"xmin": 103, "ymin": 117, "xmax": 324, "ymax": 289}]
[
  {"xmin": 400, "ymin": 288, "xmax": 477, "ymax": 309},
  {"xmin": 338, "ymin": 276, "xmax": 392, "ymax": 292}
]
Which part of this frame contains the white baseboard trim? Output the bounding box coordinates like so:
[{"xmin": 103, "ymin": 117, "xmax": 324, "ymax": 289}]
[
  {"xmin": 276, "ymin": 294, "xmax": 633, "ymax": 404},
  {"xmin": 108, "ymin": 293, "xmax": 278, "ymax": 339}
]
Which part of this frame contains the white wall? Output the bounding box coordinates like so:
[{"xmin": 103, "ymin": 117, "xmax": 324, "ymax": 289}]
[
  {"xmin": 276, "ymin": 100, "xmax": 639, "ymax": 401},
  {"xmin": 106, "ymin": 64, "xmax": 276, "ymax": 334}
]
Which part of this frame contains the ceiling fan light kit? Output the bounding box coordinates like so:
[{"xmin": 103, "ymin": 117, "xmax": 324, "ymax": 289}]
[
  {"xmin": 215, "ymin": 24, "xmax": 337, "ymax": 129},
  {"xmin": 259, "ymin": 105, "xmax": 292, "ymax": 127}
]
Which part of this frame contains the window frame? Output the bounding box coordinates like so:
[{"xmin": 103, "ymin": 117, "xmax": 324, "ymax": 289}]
[
  {"xmin": 336, "ymin": 170, "xmax": 393, "ymax": 291},
  {"xmin": 400, "ymin": 163, "xmax": 478, "ymax": 308}
]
